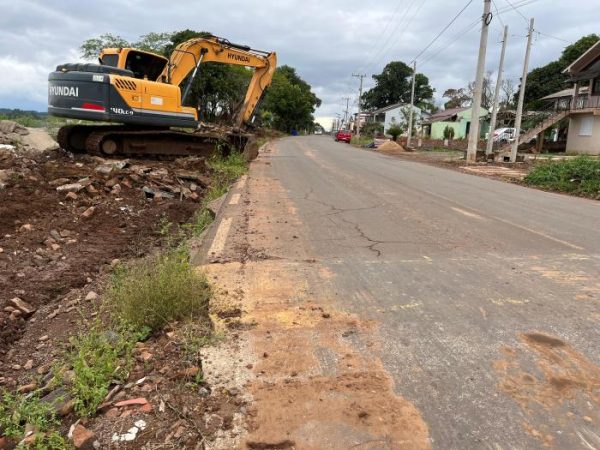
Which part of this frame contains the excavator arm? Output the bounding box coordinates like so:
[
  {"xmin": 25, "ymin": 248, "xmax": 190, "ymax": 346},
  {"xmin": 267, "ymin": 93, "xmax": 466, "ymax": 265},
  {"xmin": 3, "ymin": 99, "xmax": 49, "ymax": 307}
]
[{"xmin": 160, "ymin": 37, "xmax": 277, "ymax": 128}]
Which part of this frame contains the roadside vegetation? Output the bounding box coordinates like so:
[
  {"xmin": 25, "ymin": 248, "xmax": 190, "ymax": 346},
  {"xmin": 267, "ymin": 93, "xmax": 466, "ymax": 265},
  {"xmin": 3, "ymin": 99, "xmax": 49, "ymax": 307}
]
[
  {"xmin": 0, "ymin": 149, "xmax": 250, "ymax": 447},
  {"xmin": 0, "ymin": 391, "xmax": 71, "ymax": 448},
  {"xmin": 350, "ymin": 135, "xmax": 373, "ymax": 147},
  {"xmin": 524, "ymin": 156, "xmax": 600, "ymax": 198}
]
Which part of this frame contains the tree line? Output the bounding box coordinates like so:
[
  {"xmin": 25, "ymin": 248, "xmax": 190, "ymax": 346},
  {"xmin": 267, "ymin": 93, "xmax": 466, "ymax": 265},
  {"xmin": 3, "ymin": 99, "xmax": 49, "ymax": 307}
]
[{"xmin": 80, "ymin": 30, "xmax": 321, "ymax": 133}]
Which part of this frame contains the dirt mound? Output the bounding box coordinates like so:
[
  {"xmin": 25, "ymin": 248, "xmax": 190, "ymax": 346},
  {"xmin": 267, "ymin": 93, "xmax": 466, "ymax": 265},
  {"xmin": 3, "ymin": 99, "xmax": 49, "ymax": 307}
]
[
  {"xmin": 377, "ymin": 140, "xmax": 406, "ymax": 154},
  {"xmin": 0, "ymin": 148, "xmax": 210, "ymax": 359},
  {"xmin": 0, "ymin": 120, "xmax": 59, "ymax": 152}
]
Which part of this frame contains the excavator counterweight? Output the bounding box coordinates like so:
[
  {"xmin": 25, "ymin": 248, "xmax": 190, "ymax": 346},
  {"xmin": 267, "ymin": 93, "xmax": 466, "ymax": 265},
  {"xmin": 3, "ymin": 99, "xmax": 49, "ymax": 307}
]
[{"xmin": 48, "ymin": 36, "xmax": 276, "ymax": 157}]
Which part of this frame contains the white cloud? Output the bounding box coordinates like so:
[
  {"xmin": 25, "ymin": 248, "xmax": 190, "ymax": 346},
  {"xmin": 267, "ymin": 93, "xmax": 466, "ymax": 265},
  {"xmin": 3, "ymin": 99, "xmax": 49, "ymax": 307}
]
[{"xmin": 0, "ymin": 0, "xmax": 598, "ymax": 116}]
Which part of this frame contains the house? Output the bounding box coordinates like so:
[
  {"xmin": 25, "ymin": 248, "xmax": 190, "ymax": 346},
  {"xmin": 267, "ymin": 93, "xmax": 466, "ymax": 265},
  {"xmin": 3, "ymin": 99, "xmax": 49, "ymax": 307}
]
[
  {"xmin": 562, "ymin": 40, "xmax": 600, "ymax": 155},
  {"xmin": 369, "ymin": 102, "xmax": 423, "ymax": 134},
  {"xmin": 421, "ymin": 106, "xmax": 489, "ymax": 140}
]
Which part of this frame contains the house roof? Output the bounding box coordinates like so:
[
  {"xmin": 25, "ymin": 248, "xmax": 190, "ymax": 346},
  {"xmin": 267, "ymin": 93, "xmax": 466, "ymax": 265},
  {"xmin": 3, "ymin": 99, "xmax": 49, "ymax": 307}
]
[
  {"xmin": 564, "ymin": 40, "xmax": 600, "ymax": 75},
  {"xmin": 541, "ymin": 85, "xmax": 589, "ymax": 100},
  {"xmin": 370, "ymin": 102, "xmax": 420, "ymax": 115},
  {"xmin": 425, "ymin": 107, "xmax": 470, "ymax": 123}
]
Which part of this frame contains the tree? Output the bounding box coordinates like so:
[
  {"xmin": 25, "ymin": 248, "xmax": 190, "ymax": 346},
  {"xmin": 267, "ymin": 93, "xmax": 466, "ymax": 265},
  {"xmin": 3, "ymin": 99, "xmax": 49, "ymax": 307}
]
[
  {"xmin": 362, "ymin": 61, "xmax": 434, "ymax": 110},
  {"xmin": 522, "ymin": 34, "xmax": 600, "ymax": 109},
  {"xmin": 362, "ymin": 121, "xmax": 384, "ymax": 136},
  {"xmin": 501, "ymin": 79, "xmax": 516, "ymax": 109},
  {"xmin": 443, "ymin": 125, "xmax": 455, "ymax": 141},
  {"xmin": 262, "ymin": 66, "xmax": 321, "ymax": 132},
  {"xmin": 80, "ymin": 33, "xmax": 130, "ymax": 59},
  {"xmin": 468, "ymin": 71, "xmax": 494, "ymax": 109},
  {"xmin": 442, "ymin": 88, "xmax": 470, "ymax": 109}
]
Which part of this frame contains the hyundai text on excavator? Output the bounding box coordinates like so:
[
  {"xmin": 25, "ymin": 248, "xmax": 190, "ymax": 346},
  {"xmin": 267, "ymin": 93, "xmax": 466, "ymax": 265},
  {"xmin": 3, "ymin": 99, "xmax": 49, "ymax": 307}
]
[{"xmin": 48, "ymin": 36, "xmax": 277, "ymax": 157}]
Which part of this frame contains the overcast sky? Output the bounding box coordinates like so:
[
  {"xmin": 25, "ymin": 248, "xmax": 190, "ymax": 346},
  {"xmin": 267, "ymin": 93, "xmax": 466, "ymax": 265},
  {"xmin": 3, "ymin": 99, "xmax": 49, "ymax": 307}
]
[{"xmin": 1, "ymin": 0, "xmax": 598, "ymax": 127}]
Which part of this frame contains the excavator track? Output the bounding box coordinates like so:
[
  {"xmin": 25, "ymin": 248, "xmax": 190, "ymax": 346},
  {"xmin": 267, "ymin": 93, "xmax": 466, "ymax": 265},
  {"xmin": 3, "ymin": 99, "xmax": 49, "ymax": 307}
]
[{"xmin": 57, "ymin": 125, "xmax": 251, "ymax": 159}]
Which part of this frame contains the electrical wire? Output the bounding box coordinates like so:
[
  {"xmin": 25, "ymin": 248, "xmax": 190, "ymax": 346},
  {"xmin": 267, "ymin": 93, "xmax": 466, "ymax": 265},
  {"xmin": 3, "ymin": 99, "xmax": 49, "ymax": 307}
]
[
  {"xmin": 359, "ymin": 0, "xmax": 420, "ymax": 75},
  {"xmin": 503, "ymin": 0, "xmax": 529, "ymax": 22},
  {"xmin": 535, "ymin": 31, "xmax": 569, "ymax": 43},
  {"xmin": 411, "ymin": 0, "xmax": 474, "ymax": 63}
]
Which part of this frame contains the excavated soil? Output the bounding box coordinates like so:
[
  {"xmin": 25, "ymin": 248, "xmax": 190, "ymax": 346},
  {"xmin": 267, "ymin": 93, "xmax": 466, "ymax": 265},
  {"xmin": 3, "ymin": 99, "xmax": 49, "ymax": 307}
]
[{"xmin": 0, "ymin": 146, "xmax": 203, "ymax": 372}]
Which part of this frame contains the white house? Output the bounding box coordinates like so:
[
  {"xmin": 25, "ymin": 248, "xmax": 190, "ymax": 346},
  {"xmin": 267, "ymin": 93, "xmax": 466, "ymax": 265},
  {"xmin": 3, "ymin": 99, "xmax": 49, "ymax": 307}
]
[
  {"xmin": 563, "ymin": 40, "xmax": 600, "ymax": 155},
  {"xmin": 369, "ymin": 102, "xmax": 423, "ymax": 134}
]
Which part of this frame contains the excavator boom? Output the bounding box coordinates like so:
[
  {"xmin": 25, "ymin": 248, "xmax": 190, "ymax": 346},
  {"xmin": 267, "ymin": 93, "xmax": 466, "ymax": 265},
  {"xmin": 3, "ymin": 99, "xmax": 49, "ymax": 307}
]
[{"xmin": 162, "ymin": 37, "xmax": 276, "ymax": 128}]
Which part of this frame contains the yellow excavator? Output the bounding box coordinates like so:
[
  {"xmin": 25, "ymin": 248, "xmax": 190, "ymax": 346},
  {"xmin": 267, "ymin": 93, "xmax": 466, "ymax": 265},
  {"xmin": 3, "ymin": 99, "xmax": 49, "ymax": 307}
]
[{"xmin": 48, "ymin": 36, "xmax": 277, "ymax": 156}]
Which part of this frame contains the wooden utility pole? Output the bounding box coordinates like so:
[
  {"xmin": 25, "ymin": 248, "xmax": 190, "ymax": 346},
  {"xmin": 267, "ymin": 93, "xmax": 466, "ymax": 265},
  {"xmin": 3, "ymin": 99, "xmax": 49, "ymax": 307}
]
[
  {"xmin": 466, "ymin": 0, "xmax": 492, "ymax": 163},
  {"xmin": 511, "ymin": 18, "xmax": 534, "ymax": 163},
  {"xmin": 407, "ymin": 61, "xmax": 417, "ymax": 148},
  {"xmin": 353, "ymin": 74, "xmax": 366, "ymax": 137},
  {"xmin": 486, "ymin": 25, "xmax": 509, "ymax": 156}
]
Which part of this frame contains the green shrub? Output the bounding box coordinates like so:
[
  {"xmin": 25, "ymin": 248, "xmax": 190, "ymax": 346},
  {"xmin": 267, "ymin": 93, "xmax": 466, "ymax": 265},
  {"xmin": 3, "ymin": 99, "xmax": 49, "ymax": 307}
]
[
  {"xmin": 107, "ymin": 248, "xmax": 211, "ymax": 334},
  {"xmin": 0, "ymin": 391, "xmax": 71, "ymax": 448},
  {"xmin": 443, "ymin": 125, "xmax": 455, "ymax": 140},
  {"xmin": 524, "ymin": 156, "xmax": 600, "ymax": 196},
  {"xmin": 67, "ymin": 323, "xmax": 139, "ymax": 417},
  {"xmin": 387, "ymin": 124, "xmax": 403, "ymax": 141}
]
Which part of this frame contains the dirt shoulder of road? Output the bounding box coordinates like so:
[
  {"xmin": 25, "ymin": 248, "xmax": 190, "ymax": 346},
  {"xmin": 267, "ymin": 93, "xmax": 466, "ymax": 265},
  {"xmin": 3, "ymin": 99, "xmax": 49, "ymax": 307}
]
[
  {"xmin": 0, "ymin": 123, "xmax": 267, "ymax": 449},
  {"xmin": 373, "ymin": 147, "xmax": 600, "ymax": 200}
]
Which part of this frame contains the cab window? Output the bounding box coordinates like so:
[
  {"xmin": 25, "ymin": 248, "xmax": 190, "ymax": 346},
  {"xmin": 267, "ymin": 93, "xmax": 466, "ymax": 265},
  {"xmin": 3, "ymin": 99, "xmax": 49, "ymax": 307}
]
[
  {"xmin": 101, "ymin": 54, "xmax": 119, "ymax": 67},
  {"xmin": 124, "ymin": 51, "xmax": 168, "ymax": 80}
]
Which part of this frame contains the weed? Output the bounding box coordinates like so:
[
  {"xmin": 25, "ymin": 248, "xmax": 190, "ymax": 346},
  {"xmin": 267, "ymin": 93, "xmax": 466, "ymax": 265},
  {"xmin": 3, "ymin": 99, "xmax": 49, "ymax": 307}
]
[
  {"xmin": 179, "ymin": 322, "xmax": 222, "ymax": 364},
  {"xmin": 350, "ymin": 136, "xmax": 374, "ymax": 147},
  {"xmin": 107, "ymin": 248, "xmax": 211, "ymax": 335},
  {"xmin": 0, "ymin": 391, "xmax": 71, "ymax": 448},
  {"xmin": 66, "ymin": 322, "xmax": 139, "ymax": 416},
  {"xmin": 524, "ymin": 156, "xmax": 600, "ymax": 197}
]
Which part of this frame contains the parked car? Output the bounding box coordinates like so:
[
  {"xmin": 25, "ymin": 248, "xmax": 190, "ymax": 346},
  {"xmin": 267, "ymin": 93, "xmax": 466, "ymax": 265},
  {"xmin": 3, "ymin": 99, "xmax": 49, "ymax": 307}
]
[
  {"xmin": 492, "ymin": 127, "xmax": 516, "ymax": 143},
  {"xmin": 335, "ymin": 130, "xmax": 352, "ymax": 143}
]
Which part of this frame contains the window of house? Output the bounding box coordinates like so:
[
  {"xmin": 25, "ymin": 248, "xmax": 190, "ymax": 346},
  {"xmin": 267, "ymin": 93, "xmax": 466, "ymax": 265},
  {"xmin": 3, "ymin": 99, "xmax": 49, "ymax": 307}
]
[
  {"xmin": 579, "ymin": 116, "xmax": 594, "ymax": 136},
  {"xmin": 593, "ymin": 78, "xmax": 600, "ymax": 96}
]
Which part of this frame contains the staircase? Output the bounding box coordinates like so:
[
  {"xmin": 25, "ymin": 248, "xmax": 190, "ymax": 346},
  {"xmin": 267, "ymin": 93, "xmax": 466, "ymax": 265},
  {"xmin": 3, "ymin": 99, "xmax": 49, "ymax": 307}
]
[{"xmin": 496, "ymin": 110, "xmax": 570, "ymax": 154}]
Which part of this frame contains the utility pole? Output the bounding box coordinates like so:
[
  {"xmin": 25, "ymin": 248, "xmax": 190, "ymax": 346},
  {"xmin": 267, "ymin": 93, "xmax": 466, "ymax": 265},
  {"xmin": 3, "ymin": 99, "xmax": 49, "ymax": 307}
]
[
  {"xmin": 352, "ymin": 74, "xmax": 366, "ymax": 137},
  {"xmin": 342, "ymin": 97, "xmax": 351, "ymax": 128},
  {"xmin": 466, "ymin": 0, "xmax": 492, "ymax": 163},
  {"xmin": 486, "ymin": 25, "xmax": 509, "ymax": 156},
  {"xmin": 407, "ymin": 60, "xmax": 417, "ymax": 148},
  {"xmin": 511, "ymin": 18, "xmax": 534, "ymax": 163}
]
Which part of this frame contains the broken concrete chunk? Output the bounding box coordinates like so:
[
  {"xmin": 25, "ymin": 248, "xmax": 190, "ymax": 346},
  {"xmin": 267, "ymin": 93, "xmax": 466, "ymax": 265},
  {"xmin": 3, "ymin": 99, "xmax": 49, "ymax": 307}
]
[
  {"xmin": 8, "ymin": 297, "xmax": 35, "ymax": 317},
  {"xmin": 81, "ymin": 206, "xmax": 95, "ymax": 218},
  {"xmin": 70, "ymin": 424, "xmax": 96, "ymax": 450},
  {"xmin": 56, "ymin": 182, "xmax": 84, "ymax": 193}
]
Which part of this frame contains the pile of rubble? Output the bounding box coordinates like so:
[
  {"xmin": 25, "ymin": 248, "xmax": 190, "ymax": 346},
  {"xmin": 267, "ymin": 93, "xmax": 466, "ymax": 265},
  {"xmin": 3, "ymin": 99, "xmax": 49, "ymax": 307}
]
[{"xmin": 0, "ymin": 120, "xmax": 59, "ymax": 153}]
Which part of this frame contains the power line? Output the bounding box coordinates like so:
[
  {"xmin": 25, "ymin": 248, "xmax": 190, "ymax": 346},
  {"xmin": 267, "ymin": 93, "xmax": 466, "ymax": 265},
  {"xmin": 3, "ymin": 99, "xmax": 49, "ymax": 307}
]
[
  {"xmin": 411, "ymin": 0, "xmax": 474, "ymax": 63},
  {"xmin": 535, "ymin": 31, "xmax": 569, "ymax": 43},
  {"xmin": 418, "ymin": 0, "xmax": 538, "ymax": 67},
  {"xmin": 354, "ymin": 0, "xmax": 406, "ymax": 74},
  {"xmin": 360, "ymin": 0, "xmax": 421, "ymax": 74},
  {"xmin": 503, "ymin": 0, "xmax": 529, "ymax": 22},
  {"xmin": 491, "ymin": 0, "xmax": 504, "ymax": 27}
]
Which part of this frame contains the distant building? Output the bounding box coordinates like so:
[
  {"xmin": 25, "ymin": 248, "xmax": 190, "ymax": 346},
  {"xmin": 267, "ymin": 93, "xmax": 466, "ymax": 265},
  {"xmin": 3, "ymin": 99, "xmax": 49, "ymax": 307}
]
[
  {"xmin": 368, "ymin": 102, "xmax": 424, "ymax": 134},
  {"xmin": 422, "ymin": 106, "xmax": 489, "ymax": 140}
]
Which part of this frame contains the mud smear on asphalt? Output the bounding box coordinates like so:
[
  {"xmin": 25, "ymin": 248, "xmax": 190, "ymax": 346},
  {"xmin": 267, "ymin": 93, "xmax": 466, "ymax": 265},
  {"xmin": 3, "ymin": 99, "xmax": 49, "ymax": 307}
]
[
  {"xmin": 200, "ymin": 143, "xmax": 430, "ymax": 449},
  {"xmin": 494, "ymin": 332, "xmax": 600, "ymax": 447}
]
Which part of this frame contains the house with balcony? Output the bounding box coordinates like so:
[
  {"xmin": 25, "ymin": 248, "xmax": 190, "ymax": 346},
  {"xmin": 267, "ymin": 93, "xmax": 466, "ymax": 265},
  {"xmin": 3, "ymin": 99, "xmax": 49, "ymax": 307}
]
[{"xmin": 563, "ymin": 40, "xmax": 600, "ymax": 154}]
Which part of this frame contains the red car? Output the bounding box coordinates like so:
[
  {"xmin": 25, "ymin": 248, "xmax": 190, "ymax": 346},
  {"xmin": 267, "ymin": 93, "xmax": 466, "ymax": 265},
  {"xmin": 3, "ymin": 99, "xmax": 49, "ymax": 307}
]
[{"xmin": 335, "ymin": 130, "xmax": 352, "ymax": 143}]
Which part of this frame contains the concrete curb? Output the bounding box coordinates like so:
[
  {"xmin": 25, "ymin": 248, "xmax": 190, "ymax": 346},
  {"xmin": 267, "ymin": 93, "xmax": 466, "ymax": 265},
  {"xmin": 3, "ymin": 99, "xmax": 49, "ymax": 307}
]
[{"xmin": 189, "ymin": 139, "xmax": 272, "ymax": 266}]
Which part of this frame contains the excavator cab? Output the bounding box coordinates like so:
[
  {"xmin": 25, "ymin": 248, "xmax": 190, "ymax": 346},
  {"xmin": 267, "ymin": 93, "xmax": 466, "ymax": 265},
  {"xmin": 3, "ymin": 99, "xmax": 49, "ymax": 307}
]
[{"xmin": 100, "ymin": 48, "xmax": 168, "ymax": 81}]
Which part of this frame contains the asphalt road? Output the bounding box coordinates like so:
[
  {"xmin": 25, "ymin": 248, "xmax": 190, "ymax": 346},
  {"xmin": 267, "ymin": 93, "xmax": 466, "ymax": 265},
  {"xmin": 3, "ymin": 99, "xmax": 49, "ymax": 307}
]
[{"xmin": 204, "ymin": 135, "xmax": 600, "ymax": 449}]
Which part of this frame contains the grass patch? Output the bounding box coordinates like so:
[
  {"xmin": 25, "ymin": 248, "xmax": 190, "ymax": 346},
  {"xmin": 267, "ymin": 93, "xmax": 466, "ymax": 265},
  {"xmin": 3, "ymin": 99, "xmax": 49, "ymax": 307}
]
[
  {"xmin": 0, "ymin": 391, "xmax": 71, "ymax": 448},
  {"xmin": 66, "ymin": 323, "xmax": 140, "ymax": 417},
  {"xmin": 350, "ymin": 136, "xmax": 374, "ymax": 147},
  {"xmin": 524, "ymin": 156, "xmax": 600, "ymax": 197},
  {"xmin": 107, "ymin": 248, "xmax": 211, "ymax": 335}
]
